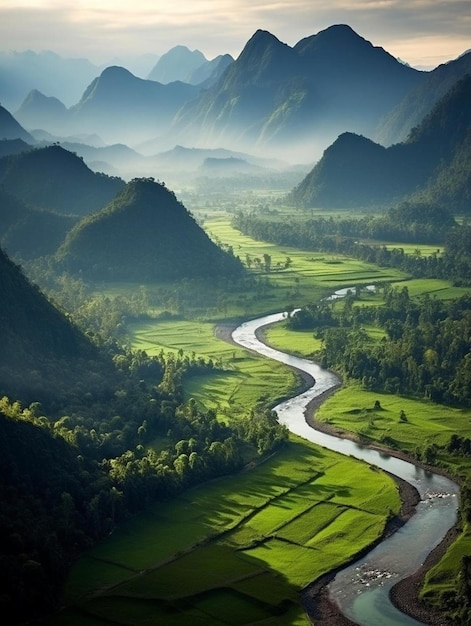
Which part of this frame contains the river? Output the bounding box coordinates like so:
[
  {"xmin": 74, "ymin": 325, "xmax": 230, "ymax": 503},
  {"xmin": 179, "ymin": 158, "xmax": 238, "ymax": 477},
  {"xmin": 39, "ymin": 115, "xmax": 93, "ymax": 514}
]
[{"xmin": 231, "ymin": 311, "xmax": 459, "ymax": 626}]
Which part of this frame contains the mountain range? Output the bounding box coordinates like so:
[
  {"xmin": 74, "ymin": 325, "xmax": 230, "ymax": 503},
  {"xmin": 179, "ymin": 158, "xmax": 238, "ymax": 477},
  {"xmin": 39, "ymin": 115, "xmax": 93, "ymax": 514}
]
[
  {"xmin": 167, "ymin": 25, "xmax": 425, "ymax": 160},
  {"xmin": 1, "ymin": 24, "xmax": 470, "ymax": 194}
]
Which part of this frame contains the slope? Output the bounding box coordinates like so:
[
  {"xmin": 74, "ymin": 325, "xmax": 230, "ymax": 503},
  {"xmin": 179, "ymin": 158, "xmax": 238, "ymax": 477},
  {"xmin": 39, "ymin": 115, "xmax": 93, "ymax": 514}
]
[
  {"xmin": 55, "ymin": 177, "xmax": 244, "ymax": 281},
  {"xmin": 0, "ymin": 245, "xmax": 112, "ymax": 406}
]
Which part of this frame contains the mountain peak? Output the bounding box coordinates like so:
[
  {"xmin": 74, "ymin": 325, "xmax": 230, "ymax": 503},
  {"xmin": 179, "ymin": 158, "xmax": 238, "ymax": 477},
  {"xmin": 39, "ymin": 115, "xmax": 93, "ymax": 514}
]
[
  {"xmin": 233, "ymin": 29, "xmax": 293, "ymax": 78},
  {"xmin": 147, "ymin": 46, "xmax": 206, "ymax": 83},
  {"xmin": 294, "ymin": 24, "xmax": 372, "ymax": 57}
]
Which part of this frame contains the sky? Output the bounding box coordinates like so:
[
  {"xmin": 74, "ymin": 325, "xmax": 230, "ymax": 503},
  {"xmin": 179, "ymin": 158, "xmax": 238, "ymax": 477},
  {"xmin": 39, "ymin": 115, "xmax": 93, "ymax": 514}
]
[{"xmin": 0, "ymin": 0, "xmax": 469, "ymax": 70}]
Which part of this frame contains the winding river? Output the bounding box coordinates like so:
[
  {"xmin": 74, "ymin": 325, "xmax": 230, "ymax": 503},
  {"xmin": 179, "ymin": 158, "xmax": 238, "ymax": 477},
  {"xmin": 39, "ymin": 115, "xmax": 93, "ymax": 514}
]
[{"xmin": 231, "ymin": 311, "xmax": 459, "ymax": 626}]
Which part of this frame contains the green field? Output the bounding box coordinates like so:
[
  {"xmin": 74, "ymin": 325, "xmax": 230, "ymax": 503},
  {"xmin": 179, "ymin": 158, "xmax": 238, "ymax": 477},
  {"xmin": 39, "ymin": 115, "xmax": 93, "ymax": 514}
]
[
  {"xmin": 50, "ymin": 438, "xmax": 400, "ymax": 626},
  {"xmin": 74, "ymin": 215, "xmax": 471, "ymax": 624}
]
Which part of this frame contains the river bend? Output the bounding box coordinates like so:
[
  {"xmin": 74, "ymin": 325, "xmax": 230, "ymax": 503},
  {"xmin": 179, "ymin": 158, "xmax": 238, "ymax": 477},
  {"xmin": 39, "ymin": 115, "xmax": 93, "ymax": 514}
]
[{"xmin": 231, "ymin": 311, "xmax": 459, "ymax": 626}]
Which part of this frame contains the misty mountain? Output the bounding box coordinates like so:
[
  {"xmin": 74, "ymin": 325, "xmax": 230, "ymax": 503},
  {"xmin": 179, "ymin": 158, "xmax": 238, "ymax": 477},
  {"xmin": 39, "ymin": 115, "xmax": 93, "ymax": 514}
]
[
  {"xmin": 0, "ymin": 145, "xmax": 125, "ymax": 215},
  {"xmin": 199, "ymin": 156, "xmax": 265, "ymax": 176},
  {"xmin": 147, "ymin": 45, "xmax": 207, "ymax": 83},
  {"xmin": 151, "ymin": 144, "xmax": 286, "ymax": 170},
  {"xmin": 55, "ymin": 177, "xmax": 244, "ymax": 281},
  {"xmin": 0, "ymin": 50, "xmax": 101, "ymax": 110},
  {"xmin": 58, "ymin": 141, "xmax": 149, "ymax": 178},
  {"xmin": 15, "ymin": 89, "xmax": 68, "ymax": 136},
  {"xmin": 0, "ymin": 103, "xmax": 35, "ymax": 143},
  {"xmin": 288, "ymin": 74, "xmax": 471, "ymax": 209},
  {"xmin": 67, "ymin": 66, "xmax": 201, "ymax": 145},
  {"xmin": 187, "ymin": 54, "xmax": 234, "ymax": 87},
  {"xmin": 168, "ymin": 25, "xmax": 425, "ymax": 160},
  {"xmin": 376, "ymin": 50, "xmax": 471, "ymax": 146}
]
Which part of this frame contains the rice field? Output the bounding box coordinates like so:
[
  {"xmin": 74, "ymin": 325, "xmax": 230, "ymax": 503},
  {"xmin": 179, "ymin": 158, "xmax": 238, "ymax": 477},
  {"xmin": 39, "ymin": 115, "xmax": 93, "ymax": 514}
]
[{"xmin": 50, "ymin": 437, "xmax": 400, "ymax": 626}]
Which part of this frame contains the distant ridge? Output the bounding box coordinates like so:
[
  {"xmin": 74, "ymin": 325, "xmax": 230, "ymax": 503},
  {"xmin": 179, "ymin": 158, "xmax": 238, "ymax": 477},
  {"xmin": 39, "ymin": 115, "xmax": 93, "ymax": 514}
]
[
  {"xmin": 67, "ymin": 66, "xmax": 201, "ymax": 144},
  {"xmin": 147, "ymin": 45, "xmax": 207, "ymax": 83}
]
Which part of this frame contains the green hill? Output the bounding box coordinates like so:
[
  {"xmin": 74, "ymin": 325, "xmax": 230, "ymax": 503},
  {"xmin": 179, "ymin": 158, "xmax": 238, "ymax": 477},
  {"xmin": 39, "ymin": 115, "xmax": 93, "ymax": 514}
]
[
  {"xmin": 55, "ymin": 177, "xmax": 244, "ymax": 281},
  {"xmin": 0, "ymin": 144, "xmax": 125, "ymax": 215}
]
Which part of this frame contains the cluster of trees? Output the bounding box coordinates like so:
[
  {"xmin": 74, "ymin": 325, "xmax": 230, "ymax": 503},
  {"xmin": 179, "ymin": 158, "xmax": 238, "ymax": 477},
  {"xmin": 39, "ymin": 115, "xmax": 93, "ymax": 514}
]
[
  {"xmin": 288, "ymin": 286, "xmax": 471, "ymax": 406},
  {"xmin": 232, "ymin": 212, "xmax": 471, "ymax": 285}
]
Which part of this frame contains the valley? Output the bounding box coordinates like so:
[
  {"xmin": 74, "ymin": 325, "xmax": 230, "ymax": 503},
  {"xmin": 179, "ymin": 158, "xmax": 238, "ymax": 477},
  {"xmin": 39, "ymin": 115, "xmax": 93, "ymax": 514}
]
[{"xmin": 0, "ymin": 17, "xmax": 470, "ymax": 626}]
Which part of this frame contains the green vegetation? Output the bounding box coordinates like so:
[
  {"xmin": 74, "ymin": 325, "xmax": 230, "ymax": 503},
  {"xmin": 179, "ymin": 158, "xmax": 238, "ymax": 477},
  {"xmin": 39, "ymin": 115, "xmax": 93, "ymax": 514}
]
[
  {"xmin": 55, "ymin": 178, "xmax": 244, "ymax": 282},
  {"xmin": 129, "ymin": 317, "xmax": 300, "ymax": 419},
  {"xmin": 0, "ymin": 144, "xmax": 124, "ymax": 215},
  {"xmin": 48, "ymin": 437, "xmax": 400, "ymax": 626}
]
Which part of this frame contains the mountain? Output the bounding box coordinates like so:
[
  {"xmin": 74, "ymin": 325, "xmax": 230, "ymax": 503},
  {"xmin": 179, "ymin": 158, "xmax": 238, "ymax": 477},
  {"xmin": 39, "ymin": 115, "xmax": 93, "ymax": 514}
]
[
  {"xmin": 187, "ymin": 54, "xmax": 234, "ymax": 87},
  {"xmin": 0, "ymin": 103, "xmax": 35, "ymax": 143},
  {"xmin": 147, "ymin": 45, "xmax": 207, "ymax": 83},
  {"xmin": 0, "ymin": 244, "xmax": 105, "ymax": 405},
  {"xmin": 55, "ymin": 177, "xmax": 244, "ymax": 281},
  {"xmin": 67, "ymin": 66, "xmax": 201, "ymax": 145},
  {"xmin": 0, "ymin": 186, "xmax": 76, "ymax": 260},
  {"xmin": 376, "ymin": 50, "xmax": 471, "ymax": 145},
  {"xmin": 58, "ymin": 141, "xmax": 150, "ymax": 179},
  {"xmin": 168, "ymin": 25, "xmax": 425, "ymax": 160},
  {"xmin": 199, "ymin": 156, "xmax": 265, "ymax": 176},
  {"xmin": 0, "ymin": 50, "xmax": 101, "ymax": 110},
  {"xmin": 0, "ymin": 145, "xmax": 125, "ymax": 215},
  {"xmin": 0, "ymin": 138, "xmax": 32, "ymax": 158},
  {"xmin": 288, "ymin": 74, "xmax": 471, "ymax": 209},
  {"xmin": 15, "ymin": 89, "xmax": 68, "ymax": 135}
]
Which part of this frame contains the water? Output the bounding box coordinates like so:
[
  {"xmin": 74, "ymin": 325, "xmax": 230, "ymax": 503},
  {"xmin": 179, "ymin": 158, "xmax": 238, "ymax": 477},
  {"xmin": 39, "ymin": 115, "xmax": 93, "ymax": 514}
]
[{"xmin": 231, "ymin": 311, "xmax": 459, "ymax": 626}]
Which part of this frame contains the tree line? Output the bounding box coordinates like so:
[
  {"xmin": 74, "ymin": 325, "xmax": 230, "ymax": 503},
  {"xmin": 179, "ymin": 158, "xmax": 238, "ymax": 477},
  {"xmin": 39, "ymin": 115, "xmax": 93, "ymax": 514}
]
[{"xmin": 232, "ymin": 209, "xmax": 471, "ymax": 285}]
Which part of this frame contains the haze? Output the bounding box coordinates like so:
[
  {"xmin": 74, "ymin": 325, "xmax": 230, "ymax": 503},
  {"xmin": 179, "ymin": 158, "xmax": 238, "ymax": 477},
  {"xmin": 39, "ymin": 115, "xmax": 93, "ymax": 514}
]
[{"xmin": 0, "ymin": 0, "xmax": 469, "ymax": 69}]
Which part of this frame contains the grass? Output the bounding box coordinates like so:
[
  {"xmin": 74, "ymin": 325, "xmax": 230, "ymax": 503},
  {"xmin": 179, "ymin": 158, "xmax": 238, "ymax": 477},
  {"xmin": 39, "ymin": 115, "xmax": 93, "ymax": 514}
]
[{"xmin": 51, "ymin": 437, "xmax": 400, "ymax": 626}]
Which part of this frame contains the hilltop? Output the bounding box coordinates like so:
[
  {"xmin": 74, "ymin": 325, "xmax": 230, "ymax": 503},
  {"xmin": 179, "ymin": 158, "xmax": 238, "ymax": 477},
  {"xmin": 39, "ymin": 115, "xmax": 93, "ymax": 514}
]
[{"xmin": 55, "ymin": 177, "xmax": 244, "ymax": 281}]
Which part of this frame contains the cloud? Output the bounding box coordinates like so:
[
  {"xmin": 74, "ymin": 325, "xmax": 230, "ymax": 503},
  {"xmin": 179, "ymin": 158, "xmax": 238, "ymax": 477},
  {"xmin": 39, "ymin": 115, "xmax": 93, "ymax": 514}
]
[{"xmin": 0, "ymin": 0, "xmax": 469, "ymax": 67}]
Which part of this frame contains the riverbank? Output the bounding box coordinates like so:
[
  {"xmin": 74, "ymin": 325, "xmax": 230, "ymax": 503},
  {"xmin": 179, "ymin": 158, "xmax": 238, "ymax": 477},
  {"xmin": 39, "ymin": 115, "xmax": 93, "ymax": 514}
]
[
  {"xmin": 305, "ymin": 394, "xmax": 457, "ymax": 626},
  {"xmin": 214, "ymin": 319, "xmax": 458, "ymax": 626}
]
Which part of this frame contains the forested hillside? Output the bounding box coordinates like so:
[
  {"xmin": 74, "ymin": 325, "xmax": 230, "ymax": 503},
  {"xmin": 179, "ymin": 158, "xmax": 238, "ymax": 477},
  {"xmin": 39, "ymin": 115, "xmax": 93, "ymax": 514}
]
[
  {"xmin": 0, "ymin": 246, "xmax": 112, "ymax": 407},
  {"xmin": 0, "ymin": 186, "xmax": 77, "ymax": 260},
  {"xmin": 55, "ymin": 177, "xmax": 244, "ymax": 281},
  {"xmin": 0, "ymin": 145, "xmax": 124, "ymax": 214},
  {"xmin": 0, "ymin": 242, "xmax": 286, "ymax": 624}
]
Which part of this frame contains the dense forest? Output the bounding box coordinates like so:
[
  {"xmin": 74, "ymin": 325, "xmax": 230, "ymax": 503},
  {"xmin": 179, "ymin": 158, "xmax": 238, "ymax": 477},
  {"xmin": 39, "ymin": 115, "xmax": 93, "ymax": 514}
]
[{"xmin": 289, "ymin": 286, "xmax": 471, "ymax": 406}]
